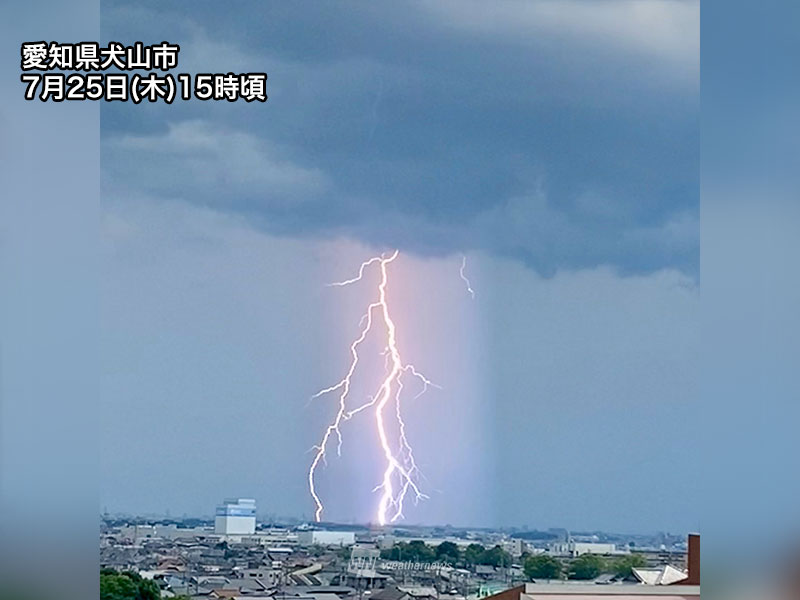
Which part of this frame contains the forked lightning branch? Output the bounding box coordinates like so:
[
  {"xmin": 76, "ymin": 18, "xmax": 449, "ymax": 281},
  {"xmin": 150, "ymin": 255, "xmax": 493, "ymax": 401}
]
[{"xmin": 307, "ymin": 251, "xmax": 473, "ymax": 525}]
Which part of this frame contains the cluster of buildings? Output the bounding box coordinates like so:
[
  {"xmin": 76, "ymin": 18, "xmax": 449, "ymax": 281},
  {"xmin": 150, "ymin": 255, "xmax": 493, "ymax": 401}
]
[
  {"xmin": 100, "ymin": 498, "xmax": 698, "ymax": 600},
  {"xmin": 486, "ymin": 535, "xmax": 700, "ymax": 599}
]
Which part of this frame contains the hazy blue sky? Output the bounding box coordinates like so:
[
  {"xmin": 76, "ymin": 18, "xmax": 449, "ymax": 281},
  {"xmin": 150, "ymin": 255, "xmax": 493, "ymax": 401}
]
[{"xmin": 100, "ymin": 0, "xmax": 699, "ymax": 533}]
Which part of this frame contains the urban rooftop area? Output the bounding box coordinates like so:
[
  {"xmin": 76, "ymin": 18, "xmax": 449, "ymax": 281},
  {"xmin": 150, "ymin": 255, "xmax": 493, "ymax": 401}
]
[{"xmin": 100, "ymin": 498, "xmax": 700, "ymax": 600}]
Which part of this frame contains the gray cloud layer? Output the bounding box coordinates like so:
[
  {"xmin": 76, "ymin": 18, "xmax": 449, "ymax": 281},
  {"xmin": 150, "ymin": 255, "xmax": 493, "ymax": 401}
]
[{"xmin": 102, "ymin": 0, "xmax": 698, "ymax": 276}]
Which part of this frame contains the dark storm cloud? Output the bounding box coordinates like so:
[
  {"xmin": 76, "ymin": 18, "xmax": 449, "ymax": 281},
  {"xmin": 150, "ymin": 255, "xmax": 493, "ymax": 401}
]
[{"xmin": 102, "ymin": 0, "xmax": 699, "ymax": 275}]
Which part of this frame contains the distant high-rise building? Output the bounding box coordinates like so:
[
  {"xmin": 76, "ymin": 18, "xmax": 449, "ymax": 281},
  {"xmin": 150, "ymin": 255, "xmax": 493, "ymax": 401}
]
[{"xmin": 214, "ymin": 498, "xmax": 256, "ymax": 535}]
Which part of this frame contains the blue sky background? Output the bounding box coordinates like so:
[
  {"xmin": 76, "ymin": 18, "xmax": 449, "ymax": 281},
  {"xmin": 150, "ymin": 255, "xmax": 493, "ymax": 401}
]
[{"xmin": 100, "ymin": 1, "xmax": 700, "ymax": 533}]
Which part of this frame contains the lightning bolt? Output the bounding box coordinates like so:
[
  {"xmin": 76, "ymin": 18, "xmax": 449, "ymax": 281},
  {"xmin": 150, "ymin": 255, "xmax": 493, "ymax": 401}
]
[
  {"xmin": 308, "ymin": 250, "xmax": 437, "ymax": 525},
  {"xmin": 460, "ymin": 254, "xmax": 475, "ymax": 299}
]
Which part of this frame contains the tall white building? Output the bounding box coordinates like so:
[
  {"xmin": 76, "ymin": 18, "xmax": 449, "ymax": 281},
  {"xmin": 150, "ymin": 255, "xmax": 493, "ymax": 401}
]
[{"xmin": 215, "ymin": 498, "xmax": 257, "ymax": 535}]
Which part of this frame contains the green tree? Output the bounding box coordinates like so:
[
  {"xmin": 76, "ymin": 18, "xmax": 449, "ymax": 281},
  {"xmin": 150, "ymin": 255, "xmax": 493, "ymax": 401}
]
[
  {"xmin": 479, "ymin": 545, "xmax": 512, "ymax": 567},
  {"xmin": 611, "ymin": 554, "xmax": 648, "ymax": 579},
  {"xmin": 381, "ymin": 540, "xmax": 437, "ymax": 562},
  {"xmin": 100, "ymin": 569, "xmax": 161, "ymax": 600},
  {"xmin": 464, "ymin": 543, "xmax": 486, "ymax": 566},
  {"xmin": 381, "ymin": 541, "xmax": 408, "ymax": 560},
  {"xmin": 406, "ymin": 540, "xmax": 436, "ymax": 562},
  {"xmin": 435, "ymin": 541, "xmax": 461, "ymax": 563},
  {"xmin": 568, "ymin": 554, "xmax": 606, "ymax": 580},
  {"xmin": 523, "ymin": 554, "xmax": 562, "ymax": 580}
]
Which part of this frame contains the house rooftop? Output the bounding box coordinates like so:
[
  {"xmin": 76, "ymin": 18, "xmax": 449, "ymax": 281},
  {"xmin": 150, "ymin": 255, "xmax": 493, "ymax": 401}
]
[{"xmin": 520, "ymin": 582, "xmax": 699, "ymax": 599}]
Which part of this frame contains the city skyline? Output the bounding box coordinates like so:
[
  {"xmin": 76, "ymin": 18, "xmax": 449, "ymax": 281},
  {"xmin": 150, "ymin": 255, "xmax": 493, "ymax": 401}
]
[{"xmin": 100, "ymin": 501, "xmax": 695, "ymax": 540}]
